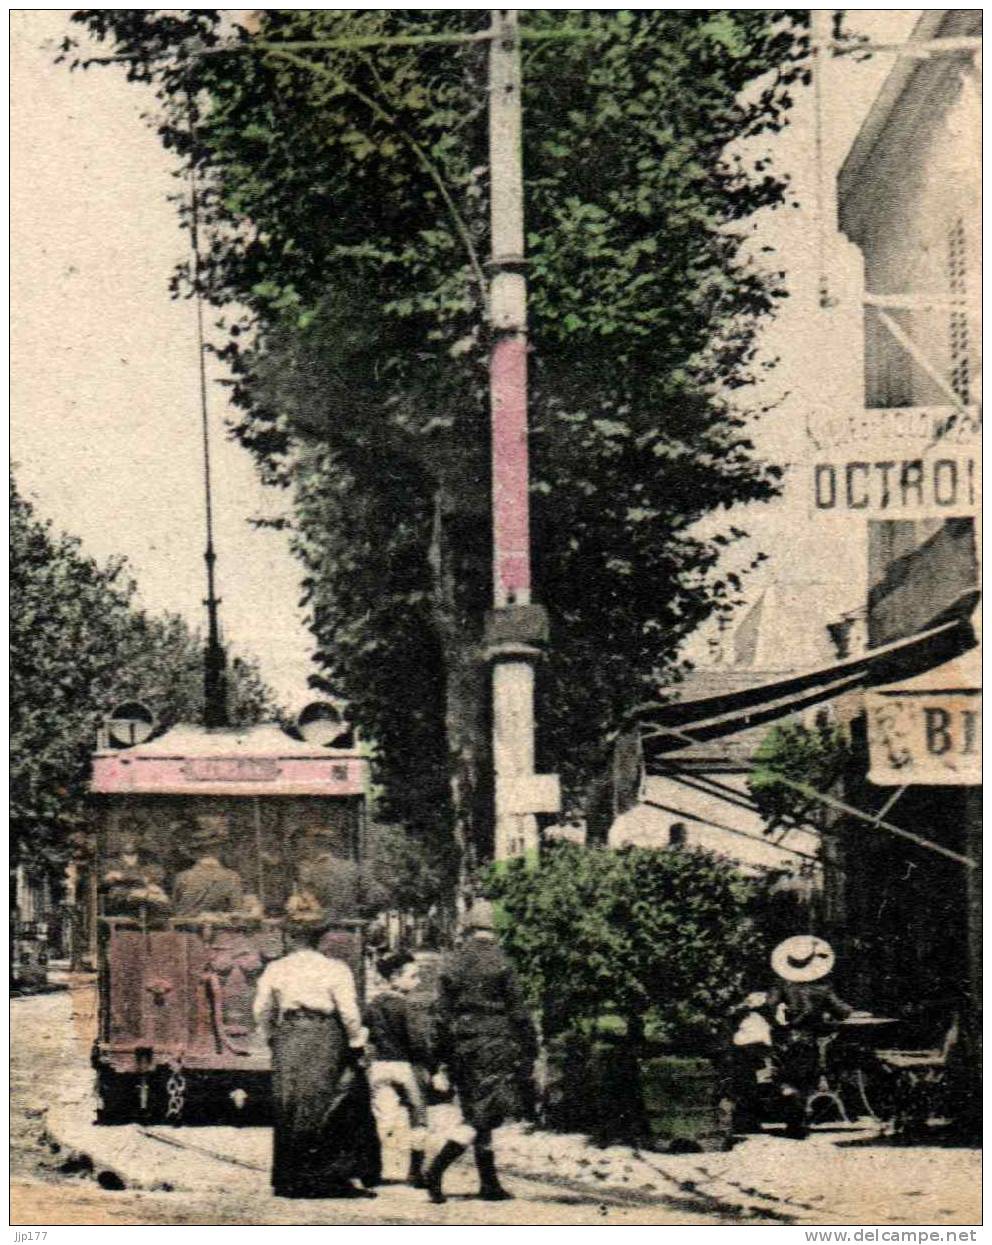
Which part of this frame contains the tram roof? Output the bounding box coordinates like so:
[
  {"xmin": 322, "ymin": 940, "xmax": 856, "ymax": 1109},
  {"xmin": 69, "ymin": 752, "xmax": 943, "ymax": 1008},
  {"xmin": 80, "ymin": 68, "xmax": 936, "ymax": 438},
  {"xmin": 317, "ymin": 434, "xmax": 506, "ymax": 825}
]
[{"xmin": 90, "ymin": 722, "xmax": 369, "ymax": 798}]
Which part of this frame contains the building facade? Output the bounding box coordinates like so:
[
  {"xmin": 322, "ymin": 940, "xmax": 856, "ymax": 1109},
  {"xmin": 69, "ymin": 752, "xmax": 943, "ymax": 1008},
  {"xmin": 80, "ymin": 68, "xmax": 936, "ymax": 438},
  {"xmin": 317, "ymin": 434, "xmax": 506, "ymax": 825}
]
[
  {"xmin": 832, "ymin": 10, "xmax": 981, "ymax": 1023},
  {"xmin": 606, "ymin": 18, "xmax": 979, "ymax": 1090}
]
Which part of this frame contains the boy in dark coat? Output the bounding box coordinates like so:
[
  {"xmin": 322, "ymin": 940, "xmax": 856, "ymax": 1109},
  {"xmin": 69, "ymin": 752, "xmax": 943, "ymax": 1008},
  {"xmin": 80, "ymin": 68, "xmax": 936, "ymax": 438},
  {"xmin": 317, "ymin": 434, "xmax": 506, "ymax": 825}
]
[
  {"xmin": 424, "ymin": 900, "xmax": 537, "ymax": 1204},
  {"xmin": 366, "ymin": 951, "xmax": 430, "ymax": 1187}
]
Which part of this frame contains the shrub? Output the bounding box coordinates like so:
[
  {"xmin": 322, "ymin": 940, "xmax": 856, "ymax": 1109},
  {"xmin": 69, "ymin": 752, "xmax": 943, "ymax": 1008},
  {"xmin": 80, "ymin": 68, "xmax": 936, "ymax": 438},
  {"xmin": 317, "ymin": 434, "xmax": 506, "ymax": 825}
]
[{"xmin": 485, "ymin": 842, "xmax": 761, "ymax": 1051}]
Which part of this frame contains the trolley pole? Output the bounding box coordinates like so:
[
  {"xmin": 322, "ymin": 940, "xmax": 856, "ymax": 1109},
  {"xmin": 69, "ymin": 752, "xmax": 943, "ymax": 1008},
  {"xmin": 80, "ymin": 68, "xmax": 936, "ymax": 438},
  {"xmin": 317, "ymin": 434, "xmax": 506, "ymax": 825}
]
[{"xmin": 485, "ymin": 9, "xmax": 559, "ymax": 859}]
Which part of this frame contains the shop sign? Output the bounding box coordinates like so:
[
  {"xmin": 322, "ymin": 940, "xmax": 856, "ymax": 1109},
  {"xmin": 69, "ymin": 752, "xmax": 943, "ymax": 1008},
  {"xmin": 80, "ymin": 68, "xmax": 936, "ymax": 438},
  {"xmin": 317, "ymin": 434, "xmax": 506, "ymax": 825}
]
[
  {"xmin": 866, "ymin": 688, "xmax": 981, "ymax": 786},
  {"xmin": 807, "ymin": 405, "xmax": 981, "ymax": 518}
]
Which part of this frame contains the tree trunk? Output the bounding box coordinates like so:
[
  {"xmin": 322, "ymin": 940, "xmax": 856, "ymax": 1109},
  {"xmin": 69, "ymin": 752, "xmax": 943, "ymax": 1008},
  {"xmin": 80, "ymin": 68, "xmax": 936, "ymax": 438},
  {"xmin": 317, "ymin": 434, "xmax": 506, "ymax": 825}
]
[
  {"xmin": 428, "ymin": 486, "xmax": 492, "ymax": 899},
  {"xmin": 619, "ymin": 1012, "xmax": 652, "ymax": 1146}
]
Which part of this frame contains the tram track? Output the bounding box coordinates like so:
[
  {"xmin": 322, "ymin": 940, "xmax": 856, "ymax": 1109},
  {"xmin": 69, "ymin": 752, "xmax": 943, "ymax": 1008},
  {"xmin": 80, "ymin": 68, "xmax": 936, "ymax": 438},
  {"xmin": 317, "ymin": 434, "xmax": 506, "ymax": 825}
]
[
  {"xmin": 136, "ymin": 1126, "xmax": 268, "ymax": 1174},
  {"xmin": 135, "ymin": 1124, "xmax": 751, "ymax": 1219}
]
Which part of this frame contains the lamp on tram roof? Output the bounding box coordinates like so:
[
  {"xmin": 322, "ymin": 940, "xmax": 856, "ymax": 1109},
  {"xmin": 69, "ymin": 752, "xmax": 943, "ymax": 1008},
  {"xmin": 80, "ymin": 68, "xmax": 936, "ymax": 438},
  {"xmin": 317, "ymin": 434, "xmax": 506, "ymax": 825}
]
[
  {"xmin": 105, "ymin": 701, "xmax": 156, "ymax": 748},
  {"xmin": 296, "ymin": 699, "xmax": 352, "ymax": 748}
]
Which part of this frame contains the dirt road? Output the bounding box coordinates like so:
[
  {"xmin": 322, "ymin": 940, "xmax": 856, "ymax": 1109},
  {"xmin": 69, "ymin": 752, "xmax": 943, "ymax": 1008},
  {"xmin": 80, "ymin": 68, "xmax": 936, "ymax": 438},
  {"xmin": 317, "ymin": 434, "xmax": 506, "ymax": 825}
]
[{"xmin": 11, "ymin": 982, "xmax": 722, "ymax": 1227}]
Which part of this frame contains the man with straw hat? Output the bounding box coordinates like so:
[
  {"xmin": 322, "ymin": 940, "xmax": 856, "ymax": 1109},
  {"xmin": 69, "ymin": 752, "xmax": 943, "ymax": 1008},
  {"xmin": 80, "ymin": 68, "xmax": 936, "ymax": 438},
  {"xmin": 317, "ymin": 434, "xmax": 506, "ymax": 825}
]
[
  {"xmin": 423, "ymin": 898, "xmax": 537, "ymax": 1204},
  {"xmin": 100, "ymin": 820, "xmax": 170, "ymax": 918},
  {"xmin": 253, "ymin": 908, "xmax": 381, "ymax": 1198},
  {"xmin": 173, "ymin": 814, "xmax": 245, "ymax": 918},
  {"xmin": 770, "ymin": 934, "xmax": 853, "ymax": 1120}
]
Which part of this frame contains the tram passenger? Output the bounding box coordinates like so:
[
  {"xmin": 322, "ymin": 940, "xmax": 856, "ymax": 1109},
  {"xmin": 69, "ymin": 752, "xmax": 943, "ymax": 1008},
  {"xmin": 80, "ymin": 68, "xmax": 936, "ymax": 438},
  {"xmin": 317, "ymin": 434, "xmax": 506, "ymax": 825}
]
[
  {"xmin": 424, "ymin": 899, "xmax": 537, "ymax": 1205},
  {"xmin": 295, "ymin": 824, "xmax": 390, "ymax": 920},
  {"xmin": 101, "ymin": 824, "xmax": 171, "ymax": 918},
  {"xmin": 253, "ymin": 909, "xmax": 381, "ymax": 1199},
  {"xmin": 173, "ymin": 815, "xmax": 246, "ymax": 918}
]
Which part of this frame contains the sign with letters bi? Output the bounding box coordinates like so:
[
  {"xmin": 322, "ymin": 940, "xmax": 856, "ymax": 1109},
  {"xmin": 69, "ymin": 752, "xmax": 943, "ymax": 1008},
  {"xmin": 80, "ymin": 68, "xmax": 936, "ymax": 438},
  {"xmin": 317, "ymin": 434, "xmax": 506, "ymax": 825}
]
[
  {"xmin": 807, "ymin": 405, "xmax": 981, "ymax": 519},
  {"xmin": 866, "ymin": 688, "xmax": 981, "ymax": 786}
]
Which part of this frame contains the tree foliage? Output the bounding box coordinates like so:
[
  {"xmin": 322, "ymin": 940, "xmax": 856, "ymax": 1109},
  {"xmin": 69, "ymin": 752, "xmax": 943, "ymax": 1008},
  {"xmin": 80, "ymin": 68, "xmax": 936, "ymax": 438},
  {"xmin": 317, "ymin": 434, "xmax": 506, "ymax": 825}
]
[
  {"xmin": 366, "ymin": 822, "xmax": 448, "ymax": 914},
  {"xmin": 65, "ymin": 10, "xmax": 809, "ymax": 867},
  {"xmin": 749, "ymin": 720, "xmax": 850, "ymax": 831},
  {"xmin": 485, "ymin": 843, "xmax": 761, "ymax": 1047},
  {"xmin": 10, "ymin": 476, "xmax": 278, "ymax": 876}
]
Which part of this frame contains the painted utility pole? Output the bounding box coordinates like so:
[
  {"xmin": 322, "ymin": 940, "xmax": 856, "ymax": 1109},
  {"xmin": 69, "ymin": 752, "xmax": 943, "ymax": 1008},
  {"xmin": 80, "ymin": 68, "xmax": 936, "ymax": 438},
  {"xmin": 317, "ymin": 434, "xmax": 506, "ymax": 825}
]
[{"xmin": 485, "ymin": 9, "xmax": 559, "ymax": 859}]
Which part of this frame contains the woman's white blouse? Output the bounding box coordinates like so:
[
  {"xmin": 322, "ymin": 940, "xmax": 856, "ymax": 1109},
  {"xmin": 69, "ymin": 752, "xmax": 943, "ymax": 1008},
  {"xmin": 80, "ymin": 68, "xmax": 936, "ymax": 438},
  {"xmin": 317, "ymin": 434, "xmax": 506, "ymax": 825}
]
[{"xmin": 252, "ymin": 948, "xmax": 368, "ymax": 1048}]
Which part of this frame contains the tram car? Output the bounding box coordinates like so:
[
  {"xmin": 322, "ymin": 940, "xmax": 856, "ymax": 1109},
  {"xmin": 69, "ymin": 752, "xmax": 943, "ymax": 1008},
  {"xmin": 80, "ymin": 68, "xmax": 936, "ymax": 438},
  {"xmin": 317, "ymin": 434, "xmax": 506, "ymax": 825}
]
[{"xmin": 88, "ymin": 709, "xmax": 371, "ymax": 1124}]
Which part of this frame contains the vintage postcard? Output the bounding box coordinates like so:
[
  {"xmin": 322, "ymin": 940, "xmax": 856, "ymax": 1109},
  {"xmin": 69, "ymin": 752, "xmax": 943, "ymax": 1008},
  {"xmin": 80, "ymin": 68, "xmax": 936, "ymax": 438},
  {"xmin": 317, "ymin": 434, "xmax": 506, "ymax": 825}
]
[{"xmin": 10, "ymin": 8, "xmax": 981, "ymax": 1232}]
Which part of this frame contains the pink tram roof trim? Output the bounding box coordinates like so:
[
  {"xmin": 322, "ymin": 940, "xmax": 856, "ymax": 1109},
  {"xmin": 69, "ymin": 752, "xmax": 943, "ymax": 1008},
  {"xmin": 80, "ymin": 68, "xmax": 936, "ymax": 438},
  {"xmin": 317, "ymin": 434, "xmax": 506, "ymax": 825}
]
[{"xmin": 90, "ymin": 722, "xmax": 369, "ymax": 798}]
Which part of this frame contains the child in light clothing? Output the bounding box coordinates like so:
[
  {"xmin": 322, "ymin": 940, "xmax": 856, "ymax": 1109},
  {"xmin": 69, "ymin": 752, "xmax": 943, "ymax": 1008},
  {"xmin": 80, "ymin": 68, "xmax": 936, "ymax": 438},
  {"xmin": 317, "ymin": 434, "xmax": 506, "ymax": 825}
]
[{"xmin": 366, "ymin": 952, "xmax": 430, "ymax": 1187}]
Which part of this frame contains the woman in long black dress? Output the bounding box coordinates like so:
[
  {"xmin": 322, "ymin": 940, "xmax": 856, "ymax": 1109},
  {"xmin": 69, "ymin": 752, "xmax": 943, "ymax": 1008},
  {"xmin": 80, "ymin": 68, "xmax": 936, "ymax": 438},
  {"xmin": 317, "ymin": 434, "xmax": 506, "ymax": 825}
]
[{"xmin": 253, "ymin": 912, "xmax": 381, "ymax": 1198}]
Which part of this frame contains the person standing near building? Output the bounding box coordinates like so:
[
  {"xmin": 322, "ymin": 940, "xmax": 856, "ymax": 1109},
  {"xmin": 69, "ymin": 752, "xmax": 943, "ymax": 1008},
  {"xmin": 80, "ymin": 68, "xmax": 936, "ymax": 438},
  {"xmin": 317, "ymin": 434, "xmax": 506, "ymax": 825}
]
[
  {"xmin": 253, "ymin": 910, "xmax": 380, "ymax": 1199},
  {"xmin": 424, "ymin": 899, "xmax": 537, "ymax": 1204},
  {"xmin": 770, "ymin": 934, "xmax": 853, "ymax": 1130},
  {"xmin": 366, "ymin": 951, "xmax": 431, "ymax": 1188}
]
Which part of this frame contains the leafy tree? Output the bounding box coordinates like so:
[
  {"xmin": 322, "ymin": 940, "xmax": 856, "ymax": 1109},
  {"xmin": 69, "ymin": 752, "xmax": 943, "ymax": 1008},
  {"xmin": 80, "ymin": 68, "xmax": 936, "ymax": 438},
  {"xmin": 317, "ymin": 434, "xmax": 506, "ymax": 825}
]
[
  {"xmin": 365, "ymin": 822, "xmax": 447, "ymax": 914},
  {"xmin": 10, "ymin": 476, "xmax": 278, "ymax": 880},
  {"xmin": 114, "ymin": 610, "xmax": 278, "ymax": 732},
  {"xmin": 65, "ymin": 11, "xmax": 810, "ymax": 872},
  {"xmin": 749, "ymin": 720, "xmax": 850, "ymax": 832}
]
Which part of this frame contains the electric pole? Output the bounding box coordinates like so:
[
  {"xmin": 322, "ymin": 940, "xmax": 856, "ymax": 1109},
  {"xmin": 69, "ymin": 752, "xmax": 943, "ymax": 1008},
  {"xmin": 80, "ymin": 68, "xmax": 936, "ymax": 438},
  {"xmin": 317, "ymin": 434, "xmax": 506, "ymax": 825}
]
[
  {"xmin": 188, "ymin": 136, "xmax": 229, "ymax": 730},
  {"xmin": 485, "ymin": 9, "xmax": 559, "ymax": 859}
]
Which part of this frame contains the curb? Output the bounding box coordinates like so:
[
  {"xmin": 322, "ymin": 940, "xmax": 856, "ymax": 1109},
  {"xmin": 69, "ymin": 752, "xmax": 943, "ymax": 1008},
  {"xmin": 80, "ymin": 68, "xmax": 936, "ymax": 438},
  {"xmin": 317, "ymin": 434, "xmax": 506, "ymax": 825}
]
[{"xmin": 42, "ymin": 1062, "xmax": 263, "ymax": 1196}]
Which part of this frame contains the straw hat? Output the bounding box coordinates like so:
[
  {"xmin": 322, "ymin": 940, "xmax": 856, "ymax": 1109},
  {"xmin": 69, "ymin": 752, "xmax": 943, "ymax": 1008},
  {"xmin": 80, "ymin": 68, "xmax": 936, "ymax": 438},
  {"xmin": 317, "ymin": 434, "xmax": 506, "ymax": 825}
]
[
  {"xmin": 285, "ymin": 907, "xmax": 334, "ymax": 937},
  {"xmin": 464, "ymin": 898, "xmax": 496, "ymax": 932},
  {"xmin": 770, "ymin": 935, "xmax": 836, "ymax": 984}
]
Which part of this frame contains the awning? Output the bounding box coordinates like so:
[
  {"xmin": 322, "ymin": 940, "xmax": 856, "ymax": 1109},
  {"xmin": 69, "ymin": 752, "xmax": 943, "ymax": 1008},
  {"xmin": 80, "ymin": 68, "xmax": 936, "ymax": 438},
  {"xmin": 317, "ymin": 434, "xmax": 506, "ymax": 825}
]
[{"xmin": 629, "ymin": 608, "xmax": 976, "ymax": 761}]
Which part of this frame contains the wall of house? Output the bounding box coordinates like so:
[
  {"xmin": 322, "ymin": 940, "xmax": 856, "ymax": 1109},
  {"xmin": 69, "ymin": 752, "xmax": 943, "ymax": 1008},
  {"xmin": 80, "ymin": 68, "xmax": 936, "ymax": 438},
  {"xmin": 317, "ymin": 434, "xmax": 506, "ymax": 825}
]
[
  {"xmin": 842, "ymin": 30, "xmax": 980, "ymax": 414},
  {"xmin": 831, "ymin": 19, "xmax": 981, "ymax": 1037},
  {"xmin": 609, "ymin": 773, "xmax": 820, "ymax": 878}
]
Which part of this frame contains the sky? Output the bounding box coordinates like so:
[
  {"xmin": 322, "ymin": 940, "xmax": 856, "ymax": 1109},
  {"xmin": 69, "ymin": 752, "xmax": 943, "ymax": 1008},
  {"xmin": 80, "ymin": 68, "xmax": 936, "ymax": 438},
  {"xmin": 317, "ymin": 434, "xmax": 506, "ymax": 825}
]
[{"xmin": 10, "ymin": 10, "xmax": 920, "ymax": 699}]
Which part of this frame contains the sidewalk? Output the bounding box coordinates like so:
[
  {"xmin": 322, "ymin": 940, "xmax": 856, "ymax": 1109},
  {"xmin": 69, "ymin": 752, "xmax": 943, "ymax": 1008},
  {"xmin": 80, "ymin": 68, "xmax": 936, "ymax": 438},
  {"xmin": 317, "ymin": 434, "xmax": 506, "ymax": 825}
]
[{"xmin": 495, "ymin": 1123, "xmax": 980, "ymax": 1225}]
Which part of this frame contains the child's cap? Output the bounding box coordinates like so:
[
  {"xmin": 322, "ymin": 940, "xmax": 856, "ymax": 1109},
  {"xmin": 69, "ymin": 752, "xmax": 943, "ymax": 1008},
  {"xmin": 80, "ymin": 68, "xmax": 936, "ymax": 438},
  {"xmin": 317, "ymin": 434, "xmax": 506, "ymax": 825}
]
[{"xmin": 378, "ymin": 950, "xmax": 415, "ymax": 980}]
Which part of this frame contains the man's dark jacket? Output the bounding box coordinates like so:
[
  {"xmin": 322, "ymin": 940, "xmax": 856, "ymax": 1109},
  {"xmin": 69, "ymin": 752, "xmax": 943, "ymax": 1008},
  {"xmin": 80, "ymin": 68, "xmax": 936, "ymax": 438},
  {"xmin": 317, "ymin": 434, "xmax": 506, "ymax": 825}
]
[{"xmin": 434, "ymin": 935, "xmax": 537, "ymax": 1132}]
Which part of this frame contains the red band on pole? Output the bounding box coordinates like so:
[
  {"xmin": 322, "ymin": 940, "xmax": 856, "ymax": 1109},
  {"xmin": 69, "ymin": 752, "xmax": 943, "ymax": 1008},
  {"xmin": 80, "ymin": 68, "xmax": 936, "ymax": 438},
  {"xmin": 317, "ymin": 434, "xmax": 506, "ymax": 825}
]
[{"xmin": 490, "ymin": 333, "xmax": 531, "ymax": 603}]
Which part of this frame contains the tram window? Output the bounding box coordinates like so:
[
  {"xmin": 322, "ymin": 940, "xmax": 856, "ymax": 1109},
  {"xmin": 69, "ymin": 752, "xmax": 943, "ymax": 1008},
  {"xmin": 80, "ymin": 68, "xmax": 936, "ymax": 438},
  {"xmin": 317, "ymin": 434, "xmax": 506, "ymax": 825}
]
[{"xmin": 96, "ymin": 794, "xmax": 363, "ymax": 918}]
